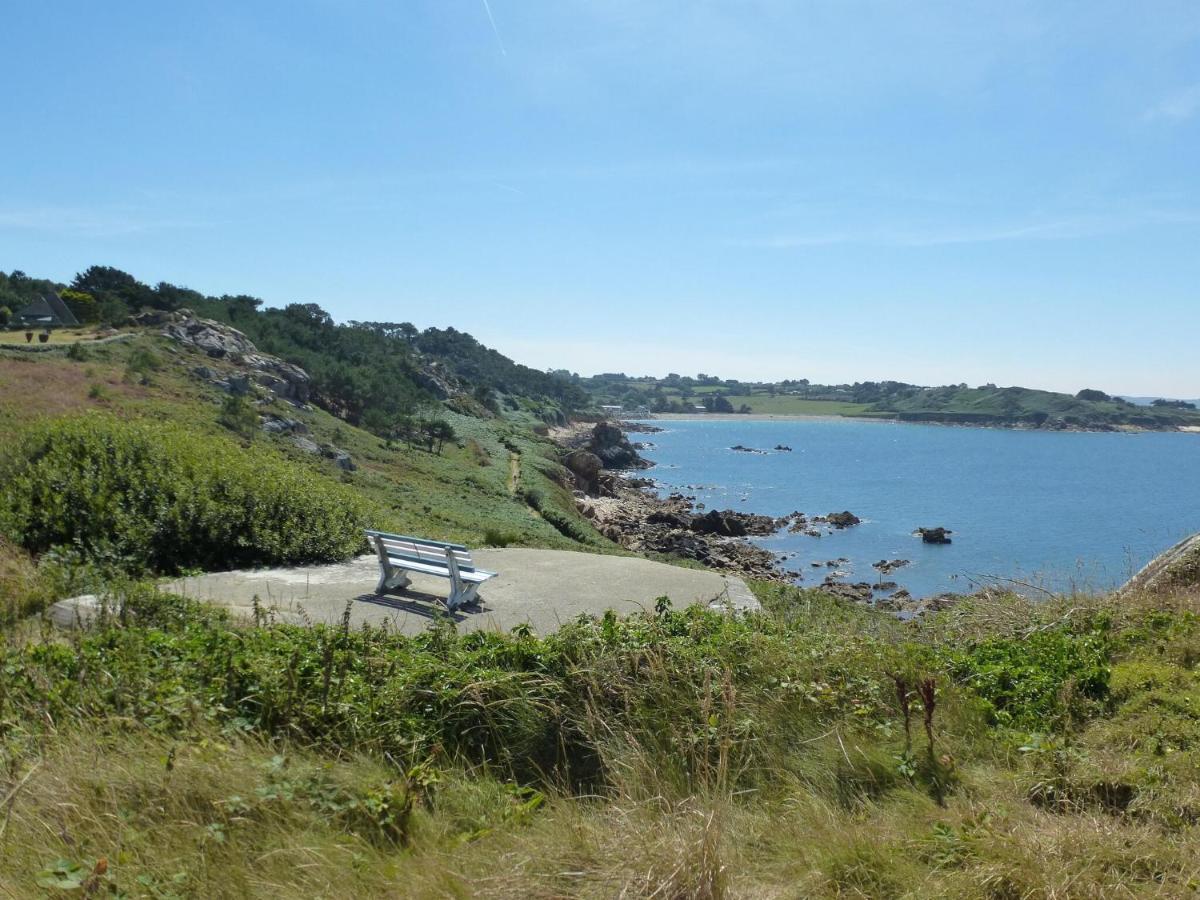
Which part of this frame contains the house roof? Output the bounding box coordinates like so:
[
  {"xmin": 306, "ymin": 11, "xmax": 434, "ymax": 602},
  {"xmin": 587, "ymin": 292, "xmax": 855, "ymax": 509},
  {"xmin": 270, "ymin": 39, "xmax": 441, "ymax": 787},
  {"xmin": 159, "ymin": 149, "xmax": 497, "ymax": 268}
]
[{"xmin": 16, "ymin": 293, "xmax": 79, "ymax": 326}]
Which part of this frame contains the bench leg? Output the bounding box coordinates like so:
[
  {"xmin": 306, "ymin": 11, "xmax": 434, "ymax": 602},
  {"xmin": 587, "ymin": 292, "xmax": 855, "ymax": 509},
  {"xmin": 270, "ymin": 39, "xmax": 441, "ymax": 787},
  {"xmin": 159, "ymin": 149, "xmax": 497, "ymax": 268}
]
[
  {"xmin": 447, "ymin": 582, "xmax": 480, "ymax": 612},
  {"xmin": 375, "ymin": 561, "xmax": 412, "ymax": 595}
]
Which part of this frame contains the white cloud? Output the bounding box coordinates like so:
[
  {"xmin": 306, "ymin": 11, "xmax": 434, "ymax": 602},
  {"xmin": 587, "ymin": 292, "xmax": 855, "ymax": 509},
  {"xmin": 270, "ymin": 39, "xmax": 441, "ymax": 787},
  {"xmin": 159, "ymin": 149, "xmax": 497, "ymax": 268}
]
[
  {"xmin": 1145, "ymin": 83, "xmax": 1200, "ymax": 122},
  {"xmin": 0, "ymin": 206, "xmax": 206, "ymax": 237},
  {"xmin": 747, "ymin": 209, "xmax": 1200, "ymax": 249}
]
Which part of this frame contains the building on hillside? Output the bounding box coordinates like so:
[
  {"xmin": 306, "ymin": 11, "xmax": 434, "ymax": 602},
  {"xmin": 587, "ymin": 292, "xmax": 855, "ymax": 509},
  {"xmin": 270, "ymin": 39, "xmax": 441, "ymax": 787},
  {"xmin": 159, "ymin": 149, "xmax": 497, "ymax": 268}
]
[
  {"xmin": 15, "ymin": 293, "xmax": 80, "ymax": 328},
  {"xmin": 600, "ymin": 404, "xmax": 623, "ymax": 418}
]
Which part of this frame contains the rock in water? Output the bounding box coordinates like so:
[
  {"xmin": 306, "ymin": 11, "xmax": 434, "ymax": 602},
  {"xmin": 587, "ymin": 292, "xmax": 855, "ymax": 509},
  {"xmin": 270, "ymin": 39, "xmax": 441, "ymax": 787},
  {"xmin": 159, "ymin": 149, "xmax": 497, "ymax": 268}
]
[
  {"xmin": 826, "ymin": 511, "xmax": 861, "ymax": 529},
  {"xmin": 917, "ymin": 527, "xmax": 953, "ymax": 544}
]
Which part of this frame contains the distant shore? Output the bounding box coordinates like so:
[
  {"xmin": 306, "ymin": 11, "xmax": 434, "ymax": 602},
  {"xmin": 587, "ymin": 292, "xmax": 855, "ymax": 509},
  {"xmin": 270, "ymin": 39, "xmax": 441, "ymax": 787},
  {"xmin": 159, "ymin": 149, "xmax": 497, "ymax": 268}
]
[
  {"xmin": 633, "ymin": 412, "xmax": 872, "ymax": 423},
  {"xmin": 634, "ymin": 413, "xmax": 1200, "ymax": 433}
]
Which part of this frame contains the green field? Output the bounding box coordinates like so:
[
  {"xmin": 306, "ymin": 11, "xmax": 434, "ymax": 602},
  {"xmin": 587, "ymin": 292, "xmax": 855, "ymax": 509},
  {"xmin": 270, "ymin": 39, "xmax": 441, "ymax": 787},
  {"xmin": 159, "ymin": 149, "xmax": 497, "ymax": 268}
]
[{"xmin": 714, "ymin": 395, "xmax": 869, "ymax": 416}]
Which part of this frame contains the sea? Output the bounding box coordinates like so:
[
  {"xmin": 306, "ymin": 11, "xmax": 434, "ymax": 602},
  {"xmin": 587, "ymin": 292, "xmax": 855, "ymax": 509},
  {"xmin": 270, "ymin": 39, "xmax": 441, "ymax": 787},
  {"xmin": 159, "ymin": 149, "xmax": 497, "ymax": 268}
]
[{"xmin": 632, "ymin": 417, "xmax": 1200, "ymax": 599}]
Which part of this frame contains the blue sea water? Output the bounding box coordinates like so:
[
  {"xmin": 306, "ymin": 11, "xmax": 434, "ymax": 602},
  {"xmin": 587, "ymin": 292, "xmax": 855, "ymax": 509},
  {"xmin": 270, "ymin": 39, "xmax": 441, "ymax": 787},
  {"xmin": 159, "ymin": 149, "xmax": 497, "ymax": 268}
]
[{"xmin": 633, "ymin": 418, "xmax": 1200, "ymax": 599}]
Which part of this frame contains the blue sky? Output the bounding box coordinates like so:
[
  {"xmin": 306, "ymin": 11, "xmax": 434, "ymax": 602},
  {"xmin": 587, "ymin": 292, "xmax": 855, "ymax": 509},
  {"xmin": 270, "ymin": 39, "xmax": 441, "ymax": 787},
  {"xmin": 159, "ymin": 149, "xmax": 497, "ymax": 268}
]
[{"xmin": 3, "ymin": 1, "xmax": 1199, "ymax": 395}]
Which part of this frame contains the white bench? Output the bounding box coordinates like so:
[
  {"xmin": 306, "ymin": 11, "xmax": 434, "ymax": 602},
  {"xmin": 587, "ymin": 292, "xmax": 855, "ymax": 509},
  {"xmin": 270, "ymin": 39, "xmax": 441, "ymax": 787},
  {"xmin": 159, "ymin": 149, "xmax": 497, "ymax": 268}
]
[{"xmin": 365, "ymin": 530, "xmax": 497, "ymax": 612}]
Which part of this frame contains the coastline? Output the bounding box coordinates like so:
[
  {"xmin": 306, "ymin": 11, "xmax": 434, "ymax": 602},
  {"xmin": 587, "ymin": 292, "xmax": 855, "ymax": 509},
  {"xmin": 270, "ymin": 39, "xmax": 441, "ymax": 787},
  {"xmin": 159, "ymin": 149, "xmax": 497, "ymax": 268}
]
[
  {"xmin": 637, "ymin": 412, "xmax": 868, "ymax": 423},
  {"xmin": 635, "ymin": 413, "xmax": 1200, "ymax": 434}
]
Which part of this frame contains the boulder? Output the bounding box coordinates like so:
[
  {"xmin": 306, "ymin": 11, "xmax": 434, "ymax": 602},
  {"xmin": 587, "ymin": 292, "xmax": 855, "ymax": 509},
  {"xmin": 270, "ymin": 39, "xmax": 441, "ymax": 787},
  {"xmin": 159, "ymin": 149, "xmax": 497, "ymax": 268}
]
[
  {"xmin": 565, "ymin": 449, "xmax": 604, "ymax": 492},
  {"xmin": 917, "ymin": 527, "xmax": 953, "ymax": 544},
  {"xmin": 826, "ymin": 511, "xmax": 861, "ymax": 529},
  {"xmin": 587, "ymin": 422, "xmax": 649, "ymax": 470},
  {"xmin": 293, "ymin": 436, "xmax": 321, "ymax": 454},
  {"xmin": 691, "ymin": 509, "xmax": 749, "ymax": 537},
  {"xmin": 163, "ymin": 316, "xmax": 256, "ymax": 358}
]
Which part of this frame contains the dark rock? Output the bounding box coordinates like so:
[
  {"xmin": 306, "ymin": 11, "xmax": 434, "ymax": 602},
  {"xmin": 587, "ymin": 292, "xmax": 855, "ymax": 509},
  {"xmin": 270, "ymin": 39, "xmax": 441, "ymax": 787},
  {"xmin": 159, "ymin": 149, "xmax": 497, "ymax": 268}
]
[
  {"xmin": 587, "ymin": 422, "xmax": 650, "ymax": 470},
  {"xmin": 730, "ymin": 444, "xmax": 766, "ymax": 454},
  {"xmin": 917, "ymin": 527, "xmax": 953, "ymax": 544},
  {"xmin": 692, "ymin": 509, "xmax": 748, "ymax": 537},
  {"xmin": 565, "ymin": 449, "xmax": 604, "ymax": 493},
  {"xmin": 323, "ymin": 447, "xmax": 355, "ymax": 471},
  {"xmin": 774, "ymin": 445, "xmax": 793, "ymax": 451},
  {"xmin": 821, "ymin": 581, "xmax": 874, "ymax": 603},
  {"xmin": 873, "ymin": 581, "xmax": 898, "ymax": 591},
  {"xmin": 826, "ymin": 511, "xmax": 861, "ymax": 529},
  {"xmin": 646, "ymin": 510, "xmax": 695, "ymax": 530}
]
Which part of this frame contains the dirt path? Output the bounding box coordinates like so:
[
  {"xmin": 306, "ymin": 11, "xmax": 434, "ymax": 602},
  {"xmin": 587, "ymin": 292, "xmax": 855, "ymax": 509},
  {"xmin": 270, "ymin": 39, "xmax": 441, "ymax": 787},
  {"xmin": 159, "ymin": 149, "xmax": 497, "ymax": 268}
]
[{"xmin": 507, "ymin": 451, "xmax": 521, "ymax": 496}]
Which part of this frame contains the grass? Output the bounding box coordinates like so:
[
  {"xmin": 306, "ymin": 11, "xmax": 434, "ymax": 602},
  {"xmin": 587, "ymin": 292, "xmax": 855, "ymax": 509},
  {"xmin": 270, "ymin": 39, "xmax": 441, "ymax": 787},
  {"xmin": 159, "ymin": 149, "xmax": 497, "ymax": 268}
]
[
  {"xmin": 4, "ymin": 571, "xmax": 1200, "ymax": 896},
  {"xmin": 706, "ymin": 395, "xmax": 870, "ymax": 417},
  {"xmin": 0, "ymin": 327, "xmax": 104, "ymax": 345}
]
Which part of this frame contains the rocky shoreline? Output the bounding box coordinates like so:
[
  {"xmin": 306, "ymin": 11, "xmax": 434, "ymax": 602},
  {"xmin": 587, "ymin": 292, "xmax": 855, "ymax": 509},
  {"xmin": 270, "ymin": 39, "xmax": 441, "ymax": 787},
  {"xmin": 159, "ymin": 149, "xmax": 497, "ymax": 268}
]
[{"xmin": 551, "ymin": 421, "xmax": 975, "ymax": 617}]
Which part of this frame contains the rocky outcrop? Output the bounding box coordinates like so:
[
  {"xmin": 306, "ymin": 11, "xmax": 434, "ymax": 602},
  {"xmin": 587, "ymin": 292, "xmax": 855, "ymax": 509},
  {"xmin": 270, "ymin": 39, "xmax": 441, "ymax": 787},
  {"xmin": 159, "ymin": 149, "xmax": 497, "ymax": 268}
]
[
  {"xmin": 1122, "ymin": 533, "xmax": 1200, "ymax": 596},
  {"xmin": 586, "ymin": 422, "xmax": 651, "ymax": 470},
  {"xmin": 917, "ymin": 527, "xmax": 953, "ymax": 544},
  {"xmin": 165, "ymin": 314, "xmax": 312, "ymax": 405},
  {"xmin": 163, "ymin": 314, "xmax": 256, "ymax": 358}
]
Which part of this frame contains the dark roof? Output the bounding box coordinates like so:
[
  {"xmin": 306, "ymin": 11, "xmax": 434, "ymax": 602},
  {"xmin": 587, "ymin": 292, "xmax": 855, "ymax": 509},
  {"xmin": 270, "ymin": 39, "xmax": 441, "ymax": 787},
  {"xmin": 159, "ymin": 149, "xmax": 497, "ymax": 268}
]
[{"xmin": 16, "ymin": 293, "xmax": 79, "ymax": 326}]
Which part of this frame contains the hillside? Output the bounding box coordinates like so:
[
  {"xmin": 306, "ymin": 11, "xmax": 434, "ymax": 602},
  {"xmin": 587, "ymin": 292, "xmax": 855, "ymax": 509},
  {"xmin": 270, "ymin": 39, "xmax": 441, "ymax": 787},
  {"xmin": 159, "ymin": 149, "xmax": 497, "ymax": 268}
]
[{"xmin": 0, "ymin": 268, "xmax": 615, "ymax": 567}]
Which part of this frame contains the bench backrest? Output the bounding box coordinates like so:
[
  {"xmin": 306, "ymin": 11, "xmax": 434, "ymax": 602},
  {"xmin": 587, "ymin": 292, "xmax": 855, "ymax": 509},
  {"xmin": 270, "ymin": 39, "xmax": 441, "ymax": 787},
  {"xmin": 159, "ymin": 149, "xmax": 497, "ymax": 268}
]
[{"xmin": 366, "ymin": 530, "xmax": 475, "ymax": 572}]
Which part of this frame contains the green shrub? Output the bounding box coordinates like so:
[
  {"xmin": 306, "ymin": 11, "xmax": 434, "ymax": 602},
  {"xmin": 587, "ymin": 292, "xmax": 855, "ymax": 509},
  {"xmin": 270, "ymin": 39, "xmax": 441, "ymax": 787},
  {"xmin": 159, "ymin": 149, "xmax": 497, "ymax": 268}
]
[
  {"xmin": 0, "ymin": 414, "xmax": 372, "ymax": 573},
  {"xmin": 218, "ymin": 393, "xmax": 259, "ymax": 439},
  {"xmin": 942, "ymin": 628, "xmax": 1111, "ymax": 730}
]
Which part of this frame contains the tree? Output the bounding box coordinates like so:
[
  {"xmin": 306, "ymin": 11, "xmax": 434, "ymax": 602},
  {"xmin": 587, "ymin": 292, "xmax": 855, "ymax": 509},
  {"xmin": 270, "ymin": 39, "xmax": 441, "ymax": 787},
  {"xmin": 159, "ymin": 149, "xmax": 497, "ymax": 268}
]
[
  {"xmin": 60, "ymin": 289, "xmax": 100, "ymax": 323},
  {"xmin": 1152, "ymin": 398, "xmax": 1197, "ymax": 410},
  {"xmin": 1075, "ymin": 389, "xmax": 1111, "ymax": 403},
  {"xmin": 218, "ymin": 394, "xmax": 259, "ymax": 440},
  {"xmin": 0, "ymin": 306, "xmax": 10, "ymax": 327}
]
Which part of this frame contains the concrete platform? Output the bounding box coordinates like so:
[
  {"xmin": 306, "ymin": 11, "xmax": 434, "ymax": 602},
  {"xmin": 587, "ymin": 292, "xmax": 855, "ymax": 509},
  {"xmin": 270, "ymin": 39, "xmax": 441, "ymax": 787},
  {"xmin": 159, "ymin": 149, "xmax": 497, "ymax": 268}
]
[{"xmin": 53, "ymin": 549, "xmax": 759, "ymax": 635}]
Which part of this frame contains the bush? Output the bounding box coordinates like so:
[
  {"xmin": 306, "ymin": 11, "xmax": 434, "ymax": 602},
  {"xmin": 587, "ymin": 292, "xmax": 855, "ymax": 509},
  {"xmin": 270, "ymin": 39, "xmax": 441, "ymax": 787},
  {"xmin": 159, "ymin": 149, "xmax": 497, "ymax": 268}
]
[
  {"xmin": 218, "ymin": 393, "xmax": 259, "ymax": 439},
  {"xmin": 942, "ymin": 628, "xmax": 1111, "ymax": 729},
  {"xmin": 0, "ymin": 414, "xmax": 372, "ymax": 573}
]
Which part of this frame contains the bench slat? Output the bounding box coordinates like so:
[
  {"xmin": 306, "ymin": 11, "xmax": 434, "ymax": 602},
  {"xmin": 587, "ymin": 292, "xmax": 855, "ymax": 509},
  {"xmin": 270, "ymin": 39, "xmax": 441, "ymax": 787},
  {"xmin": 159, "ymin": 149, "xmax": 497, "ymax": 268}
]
[
  {"xmin": 382, "ymin": 555, "xmax": 495, "ymax": 583},
  {"xmin": 377, "ymin": 541, "xmax": 472, "ymax": 560},
  {"xmin": 385, "ymin": 551, "xmax": 475, "ymax": 573},
  {"xmin": 366, "ymin": 529, "xmax": 467, "ymax": 551}
]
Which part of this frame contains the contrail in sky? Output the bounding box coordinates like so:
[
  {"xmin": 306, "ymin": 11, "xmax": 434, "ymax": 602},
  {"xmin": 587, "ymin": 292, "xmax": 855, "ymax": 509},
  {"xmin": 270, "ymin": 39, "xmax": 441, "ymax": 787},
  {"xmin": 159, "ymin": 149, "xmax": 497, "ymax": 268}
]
[{"xmin": 480, "ymin": 0, "xmax": 507, "ymax": 55}]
